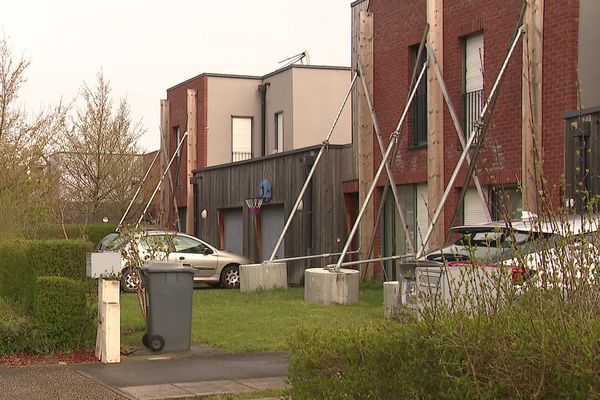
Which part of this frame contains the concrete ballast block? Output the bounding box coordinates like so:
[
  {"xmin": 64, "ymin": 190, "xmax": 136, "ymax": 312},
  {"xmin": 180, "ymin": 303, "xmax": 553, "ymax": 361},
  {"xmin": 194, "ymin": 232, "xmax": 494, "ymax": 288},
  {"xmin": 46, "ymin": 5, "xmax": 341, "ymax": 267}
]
[
  {"xmin": 304, "ymin": 268, "xmax": 360, "ymax": 305},
  {"xmin": 240, "ymin": 262, "xmax": 288, "ymax": 293}
]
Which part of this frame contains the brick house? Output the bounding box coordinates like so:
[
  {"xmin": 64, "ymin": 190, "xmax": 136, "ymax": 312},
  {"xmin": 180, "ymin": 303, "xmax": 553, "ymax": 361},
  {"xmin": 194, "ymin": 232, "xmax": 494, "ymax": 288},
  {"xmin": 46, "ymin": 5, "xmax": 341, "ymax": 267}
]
[{"xmin": 348, "ymin": 0, "xmax": 600, "ymax": 277}]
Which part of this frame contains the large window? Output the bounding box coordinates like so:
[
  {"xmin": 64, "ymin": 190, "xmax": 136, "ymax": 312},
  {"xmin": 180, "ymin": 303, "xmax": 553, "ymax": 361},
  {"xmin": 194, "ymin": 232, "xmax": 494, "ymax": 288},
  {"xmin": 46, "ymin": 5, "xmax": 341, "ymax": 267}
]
[
  {"xmin": 411, "ymin": 45, "xmax": 428, "ymax": 146},
  {"xmin": 464, "ymin": 33, "xmax": 484, "ymax": 138},
  {"xmin": 232, "ymin": 117, "xmax": 252, "ymax": 162},
  {"xmin": 274, "ymin": 111, "xmax": 284, "ymax": 153}
]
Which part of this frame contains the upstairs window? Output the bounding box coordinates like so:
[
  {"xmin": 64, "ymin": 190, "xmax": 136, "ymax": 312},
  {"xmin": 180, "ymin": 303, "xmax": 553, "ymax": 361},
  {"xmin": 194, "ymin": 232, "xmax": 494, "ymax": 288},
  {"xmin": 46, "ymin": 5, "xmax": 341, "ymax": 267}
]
[
  {"xmin": 464, "ymin": 32, "xmax": 484, "ymax": 138},
  {"xmin": 232, "ymin": 117, "xmax": 252, "ymax": 162},
  {"xmin": 411, "ymin": 45, "xmax": 428, "ymax": 146},
  {"xmin": 274, "ymin": 111, "xmax": 284, "ymax": 153}
]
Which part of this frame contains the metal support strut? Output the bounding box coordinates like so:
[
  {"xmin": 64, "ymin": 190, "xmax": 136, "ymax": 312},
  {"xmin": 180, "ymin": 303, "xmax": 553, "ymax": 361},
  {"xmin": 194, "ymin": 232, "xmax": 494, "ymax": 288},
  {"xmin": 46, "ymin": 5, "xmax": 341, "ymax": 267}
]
[
  {"xmin": 332, "ymin": 61, "xmax": 429, "ymax": 272},
  {"xmin": 137, "ymin": 131, "xmax": 189, "ymax": 227},
  {"xmin": 267, "ymin": 74, "xmax": 359, "ymax": 263}
]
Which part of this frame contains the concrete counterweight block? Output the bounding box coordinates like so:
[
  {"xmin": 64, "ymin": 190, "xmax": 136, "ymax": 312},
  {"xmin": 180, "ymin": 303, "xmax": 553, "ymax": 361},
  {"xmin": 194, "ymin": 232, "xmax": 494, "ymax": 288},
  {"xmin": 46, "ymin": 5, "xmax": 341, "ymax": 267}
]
[
  {"xmin": 304, "ymin": 268, "xmax": 360, "ymax": 305},
  {"xmin": 240, "ymin": 262, "xmax": 288, "ymax": 293}
]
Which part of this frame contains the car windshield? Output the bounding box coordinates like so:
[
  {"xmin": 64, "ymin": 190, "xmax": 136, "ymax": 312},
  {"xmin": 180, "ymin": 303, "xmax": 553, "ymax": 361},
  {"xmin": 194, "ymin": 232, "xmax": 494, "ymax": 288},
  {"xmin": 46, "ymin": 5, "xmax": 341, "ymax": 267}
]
[
  {"xmin": 96, "ymin": 232, "xmax": 129, "ymax": 252},
  {"xmin": 425, "ymin": 228, "xmax": 549, "ymax": 264}
]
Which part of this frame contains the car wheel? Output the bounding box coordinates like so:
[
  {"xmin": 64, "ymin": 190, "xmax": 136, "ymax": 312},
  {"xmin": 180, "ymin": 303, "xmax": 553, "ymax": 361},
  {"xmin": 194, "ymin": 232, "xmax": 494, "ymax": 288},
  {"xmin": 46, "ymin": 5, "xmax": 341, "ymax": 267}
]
[
  {"xmin": 220, "ymin": 265, "xmax": 240, "ymax": 289},
  {"xmin": 120, "ymin": 267, "xmax": 142, "ymax": 293}
]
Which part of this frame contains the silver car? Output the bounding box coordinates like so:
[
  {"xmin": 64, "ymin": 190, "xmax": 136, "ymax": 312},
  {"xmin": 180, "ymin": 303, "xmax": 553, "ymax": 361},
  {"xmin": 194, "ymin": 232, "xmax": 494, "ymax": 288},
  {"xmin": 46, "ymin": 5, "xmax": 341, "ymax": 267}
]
[{"xmin": 96, "ymin": 230, "xmax": 250, "ymax": 291}]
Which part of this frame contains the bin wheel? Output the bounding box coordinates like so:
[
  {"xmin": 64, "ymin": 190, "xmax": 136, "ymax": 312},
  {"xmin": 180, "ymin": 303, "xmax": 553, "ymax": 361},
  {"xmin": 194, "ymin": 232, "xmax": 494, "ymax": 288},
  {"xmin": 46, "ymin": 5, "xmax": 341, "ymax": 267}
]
[
  {"xmin": 148, "ymin": 335, "xmax": 165, "ymax": 351},
  {"xmin": 142, "ymin": 333, "xmax": 149, "ymax": 348}
]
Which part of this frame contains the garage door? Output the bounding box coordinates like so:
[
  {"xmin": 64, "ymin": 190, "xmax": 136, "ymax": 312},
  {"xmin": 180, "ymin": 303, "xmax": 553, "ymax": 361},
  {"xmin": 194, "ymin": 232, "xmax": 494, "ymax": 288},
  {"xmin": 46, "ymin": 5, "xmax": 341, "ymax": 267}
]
[
  {"xmin": 261, "ymin": 204, "xmax": 285, "ymax": 261},
  {"xmin": 223, "ymin": 208, "xmax": 243, "ymax": 255}
]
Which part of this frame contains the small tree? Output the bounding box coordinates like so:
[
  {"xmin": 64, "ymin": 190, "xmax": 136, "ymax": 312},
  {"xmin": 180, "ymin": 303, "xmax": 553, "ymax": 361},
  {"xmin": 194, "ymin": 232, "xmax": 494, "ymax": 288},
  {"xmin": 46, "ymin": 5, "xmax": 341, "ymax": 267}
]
[
  {"xmin": 59, "ymin": 71, "xmax": 145, "ymax": 224},
  {"xmin": 0, "ymin": 36, "xmax": 67, "ymax": 238}
]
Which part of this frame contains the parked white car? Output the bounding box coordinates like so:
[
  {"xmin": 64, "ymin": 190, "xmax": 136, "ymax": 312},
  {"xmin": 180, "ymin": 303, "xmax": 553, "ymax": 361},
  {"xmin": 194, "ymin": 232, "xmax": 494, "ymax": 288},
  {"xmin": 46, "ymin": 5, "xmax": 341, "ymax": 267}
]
[
  {"xmin": 96, "ymin": 230, "xmax": 250, "ymax": 291},
  {"xmin": 396, "ymin": 214, "xmax": 599, "ymax": 308}
]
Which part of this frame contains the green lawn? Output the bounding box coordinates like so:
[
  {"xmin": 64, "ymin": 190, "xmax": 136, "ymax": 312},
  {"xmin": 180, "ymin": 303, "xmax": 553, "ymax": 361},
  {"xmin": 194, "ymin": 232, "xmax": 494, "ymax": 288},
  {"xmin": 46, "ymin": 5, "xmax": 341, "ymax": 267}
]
[{"xmin": 121, "ymin": 285, "xmax": 384, "ymax": 352}]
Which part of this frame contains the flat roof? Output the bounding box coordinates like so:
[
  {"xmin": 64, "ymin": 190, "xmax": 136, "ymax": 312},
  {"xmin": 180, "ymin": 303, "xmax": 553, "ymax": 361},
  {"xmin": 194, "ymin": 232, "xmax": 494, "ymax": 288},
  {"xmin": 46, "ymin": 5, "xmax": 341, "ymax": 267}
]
[{"xmin": 167, "ymin": 64, "xmax": 351, "ymax": 92}]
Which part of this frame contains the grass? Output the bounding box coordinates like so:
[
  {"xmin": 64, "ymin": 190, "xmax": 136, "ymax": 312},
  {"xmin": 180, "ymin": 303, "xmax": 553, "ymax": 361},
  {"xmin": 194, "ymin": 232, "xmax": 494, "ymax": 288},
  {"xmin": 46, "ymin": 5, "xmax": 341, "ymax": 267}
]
[{"xmin": 121, "ymin": 285, "xmax": 384, "ymax": 352}]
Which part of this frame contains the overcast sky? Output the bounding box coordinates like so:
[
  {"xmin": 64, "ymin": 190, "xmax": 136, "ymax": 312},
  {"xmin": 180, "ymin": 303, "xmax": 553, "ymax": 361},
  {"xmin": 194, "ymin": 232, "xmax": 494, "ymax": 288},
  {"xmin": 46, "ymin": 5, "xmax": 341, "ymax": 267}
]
[{"xmin": 2, "ymin": 0, "xmax": 352, "ymax": 151}]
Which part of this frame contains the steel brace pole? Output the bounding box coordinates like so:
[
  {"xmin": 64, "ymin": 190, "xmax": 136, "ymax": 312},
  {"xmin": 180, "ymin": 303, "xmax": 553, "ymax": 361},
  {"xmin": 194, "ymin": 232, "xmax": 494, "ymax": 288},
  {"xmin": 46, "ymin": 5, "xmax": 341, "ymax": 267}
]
[
  {"xmin": 137, "ymin": 131, "xmax": 189, "ymax": 227},
  {"xmin": 117, "ymin": 149, "xmax": 160, "ymax": 231},
  {"xmin": 417, "ymin": 26, "xmax": 526, "ymax": 257},
  {"xmin": 333, "ymin": 62, "xmax": 428, "ymax": 271},
  {"xmin": 426, "ymin": 43, "xmax": 492, "ymax": 222},
  {"xmin": 267, "ymin": 74, "xmax": 359, "ymax": 263},
  {"xmin": 357, "ymin": 59, "xmax": 416, "ymax": 255}
]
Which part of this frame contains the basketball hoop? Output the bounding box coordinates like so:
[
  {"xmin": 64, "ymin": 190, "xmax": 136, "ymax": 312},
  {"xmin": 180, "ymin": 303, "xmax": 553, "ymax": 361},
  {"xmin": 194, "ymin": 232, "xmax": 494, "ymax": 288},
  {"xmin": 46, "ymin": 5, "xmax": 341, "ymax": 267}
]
[{"xmin": 245, "ymin": 197, "xmax": 263, "ymax": 215}]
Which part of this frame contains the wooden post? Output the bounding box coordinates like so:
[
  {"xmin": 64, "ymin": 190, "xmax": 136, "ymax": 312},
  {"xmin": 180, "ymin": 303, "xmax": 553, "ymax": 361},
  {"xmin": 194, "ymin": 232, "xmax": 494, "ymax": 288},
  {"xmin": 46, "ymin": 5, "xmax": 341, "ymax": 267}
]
[
  {"xmin": 95, "ymin": 279, "xmax": 120, "ymax": 364},
  {"xmin": 522, "ymin": 0, "xmax": 544, "ymax": 213},
  {"xmin": 426, "ymin": 0, "xmax": 445, "ymax": 251},
  {"xmin": 186, "ymin": 89, "xmax": 198, "ymax": 235},
  {"xmin": 358, "ymin": 11, "xmax": 375, "ymax": 280},
  {"xmin": 160, "ymin": 100, "xmax": 170, "ymax": 227}
]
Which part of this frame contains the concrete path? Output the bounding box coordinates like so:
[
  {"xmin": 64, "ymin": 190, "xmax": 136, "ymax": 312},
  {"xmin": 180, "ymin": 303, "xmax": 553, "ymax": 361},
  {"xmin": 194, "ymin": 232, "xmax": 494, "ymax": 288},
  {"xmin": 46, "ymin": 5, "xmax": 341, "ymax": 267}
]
[{"xmin": 0, "ymin": 347, "xmax": 289, "ymax": 400}]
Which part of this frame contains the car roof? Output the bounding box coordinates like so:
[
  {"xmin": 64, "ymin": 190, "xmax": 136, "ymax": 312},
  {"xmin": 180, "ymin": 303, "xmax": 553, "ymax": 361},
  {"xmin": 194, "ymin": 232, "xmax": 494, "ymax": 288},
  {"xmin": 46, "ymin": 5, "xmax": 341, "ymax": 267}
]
[{"xmin": 450, "ymin": 214, "xmax": 600, "ymax": 236}]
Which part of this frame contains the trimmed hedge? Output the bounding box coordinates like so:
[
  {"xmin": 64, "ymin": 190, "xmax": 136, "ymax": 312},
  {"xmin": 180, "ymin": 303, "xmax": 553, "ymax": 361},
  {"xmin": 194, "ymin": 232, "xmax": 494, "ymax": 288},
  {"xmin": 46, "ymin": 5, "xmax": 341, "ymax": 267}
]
[
  {"xmin": 287, "ymin": 299, "xmax": 600, "ymax": 399},
  {"xmin": 32, "ymin": 276, "xmax": 95, "ymax": 351},
  {"xmin": 36, "ymin": 224, "xmax": 117, "ymax": 245},
  {"xmin": 0, "ymin": 297, "xmax": 32, "ymax": 354},
  {"xmin": 0, "ymin": 239, "xmax": 35, "ymax": 310},
  {"xmin": 30, "ymin": 239, "xmax": 93, "ymax": 280}
]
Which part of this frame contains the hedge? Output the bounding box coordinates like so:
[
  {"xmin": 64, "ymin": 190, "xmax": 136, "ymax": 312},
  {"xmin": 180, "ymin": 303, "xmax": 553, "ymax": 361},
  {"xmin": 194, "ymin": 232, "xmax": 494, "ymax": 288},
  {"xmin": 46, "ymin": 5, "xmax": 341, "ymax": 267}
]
[
  {"xmin": 32, "ymin": 276, "xmax": 95, "ymax": 351},
  {"xmin": 35, "ymin": 223, "xmax": 117, "ymax": 245},
  {"xmin": 287, "ymin": 297, "xmax": 600, "ymax": 399},
  {"xmin": 29, "ymin": 239, "xmax": 93, "ymax": 280},
  {"xmin": 0, "ymin": 297, "xmax": 32, "ymax": 354},
  {"xmin": 0, "ymin": 239, "xmax": 36, "ymax": 310}
]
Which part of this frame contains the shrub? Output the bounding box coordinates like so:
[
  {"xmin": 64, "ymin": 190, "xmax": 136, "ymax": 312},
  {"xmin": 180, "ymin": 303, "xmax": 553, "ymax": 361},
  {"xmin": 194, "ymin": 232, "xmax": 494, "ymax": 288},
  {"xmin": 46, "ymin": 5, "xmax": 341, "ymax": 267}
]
[
  {"xmin": 0, "ymin": 239, "xmax": 36, "ymax": 310},
  {"xmin": 0, "ymin": 297, "xmax": 32, "ymax": 354},
  {"xmin": 32, "ymin": 276, "xmax": 95, "ymax": 351},
  {"xmin": 287, "ymin": 295, "xmax": 600, "ymax": 400},
  {"xmin": 29, "ymin": 239, "xmax": 94, "ymax": 280},
  {"xmin": 35, "ymin": 223, "xmax": 116, "ymax": 245}
]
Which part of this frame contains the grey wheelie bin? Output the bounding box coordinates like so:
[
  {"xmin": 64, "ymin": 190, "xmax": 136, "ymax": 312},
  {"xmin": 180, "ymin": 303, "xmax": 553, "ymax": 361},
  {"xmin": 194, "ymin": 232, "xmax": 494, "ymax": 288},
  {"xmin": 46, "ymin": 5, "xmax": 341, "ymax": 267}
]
[{"xmin": 140, "ymin": 261, "xmax": 196, "ymax": 352}]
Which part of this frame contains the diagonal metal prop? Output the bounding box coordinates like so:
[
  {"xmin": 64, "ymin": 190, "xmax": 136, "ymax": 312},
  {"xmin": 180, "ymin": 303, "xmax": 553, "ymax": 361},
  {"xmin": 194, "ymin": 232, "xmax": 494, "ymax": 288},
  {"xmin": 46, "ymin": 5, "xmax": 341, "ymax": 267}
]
[
  {"xmin": 417, "ymin": 25, "xmax": 526, "ymax": 257},
  {"xmin": 267, "ymin": 73, "xmax": 359, "ymax": 263},
  {"xmin": 356, "ymin": 59, "xmax": 415, "ymax": 255},
  {"xmin": 332, "ymin": 61, "xmax": 429, "ymax": 271}
]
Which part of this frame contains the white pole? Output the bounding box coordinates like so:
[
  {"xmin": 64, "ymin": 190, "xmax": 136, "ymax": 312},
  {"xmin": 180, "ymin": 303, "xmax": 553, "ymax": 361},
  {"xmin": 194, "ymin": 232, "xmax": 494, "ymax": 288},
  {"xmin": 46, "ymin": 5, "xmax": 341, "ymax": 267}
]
[
  {"xmin": 137, "ymin": 131, "xmax": 189, "ymax": 227},
  {"xmin": 117, "ymin": 150, "xmax": 160, "ymax": 231},
  {"xmin": 333, "ymin": 62, "xmax": 428, "ymax": 271},
  {"xmin": 267, "ymin": 74, "xmax": 358, "ymax": 262},
  {"xmin": 417, "ymin": 26, "xmax": 526, "ymax": 257}
]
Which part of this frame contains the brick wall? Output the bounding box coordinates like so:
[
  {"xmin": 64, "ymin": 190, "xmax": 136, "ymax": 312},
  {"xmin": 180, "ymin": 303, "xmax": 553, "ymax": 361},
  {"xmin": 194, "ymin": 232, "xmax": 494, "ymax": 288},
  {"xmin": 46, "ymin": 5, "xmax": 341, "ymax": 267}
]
[
  {"xmin": 370, "ymin": 0, "xmax": 579, "ymax": 240},
  {"xmin": 166, "ymin": 75, "xmax": 208, "ymax": 212}
]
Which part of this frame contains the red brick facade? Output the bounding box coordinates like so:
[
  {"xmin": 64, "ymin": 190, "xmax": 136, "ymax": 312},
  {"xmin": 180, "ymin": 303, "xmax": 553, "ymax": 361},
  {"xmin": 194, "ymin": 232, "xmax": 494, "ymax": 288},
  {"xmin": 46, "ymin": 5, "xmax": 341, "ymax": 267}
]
[
  {"xmin": 370, "ymin": 0, "xmax": 580, "ymax": 232},
  {"xmin": 166, "ymin": 76, "xmax": 209, "ymax": 216}
]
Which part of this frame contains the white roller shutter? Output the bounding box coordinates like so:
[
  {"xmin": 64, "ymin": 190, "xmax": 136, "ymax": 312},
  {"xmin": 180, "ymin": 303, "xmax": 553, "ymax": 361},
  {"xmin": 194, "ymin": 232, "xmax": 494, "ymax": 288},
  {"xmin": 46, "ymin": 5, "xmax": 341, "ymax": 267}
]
[
  {"xmin": 416, "ymin": 183, "xmax": 429, "ymax": 252},
  {"xmin": 464, "ymin": 187, "xmax": 490, "ymax": 225},
  {"xmin": 465, "ymin": 33, "xmax": 484, "ymax": 93},
  {"xmin": 232, "ymin": 117, "xmax": 252, "ymax": 160}
]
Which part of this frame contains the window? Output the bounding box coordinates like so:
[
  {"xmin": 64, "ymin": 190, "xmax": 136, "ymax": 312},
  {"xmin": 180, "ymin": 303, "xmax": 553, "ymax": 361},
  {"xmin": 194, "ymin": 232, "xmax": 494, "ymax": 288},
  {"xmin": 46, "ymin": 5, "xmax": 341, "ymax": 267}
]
[
  {"xmin": 232, "ymin": 117, "xmax": 252, "ymax": 162},
  {"xmin": 173, "ymin": 236, "xmax": 211, "ymax": 254},
  {"xmin": 491, "ymin": 186, "xmax": 523, "ymax": 220},
  {"xmin": 464, "ymin": 33, "xmax": 484, "ymax": 138},
  {"xmin": 173, "ymin": 126, "xmax": 181, "ymax": 186},
  {"xmin": 274, "ymin": 112, "xmax": 284, "ymax": 153},
  {"xmin": 411, "ymin": 45, "xmax": 427, "ymax": 146}
]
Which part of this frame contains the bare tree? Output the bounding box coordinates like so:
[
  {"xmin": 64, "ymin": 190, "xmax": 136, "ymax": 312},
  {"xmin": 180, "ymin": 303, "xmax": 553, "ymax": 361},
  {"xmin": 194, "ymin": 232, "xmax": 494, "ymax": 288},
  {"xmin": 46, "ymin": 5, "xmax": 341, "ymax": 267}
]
[
  {"xmin": 0, "ymin": 36, "xmax": 67, "ymax": 237},
  {"xmin": 60, "ymin": 71, "xmax": 145, "ymax": 223}
]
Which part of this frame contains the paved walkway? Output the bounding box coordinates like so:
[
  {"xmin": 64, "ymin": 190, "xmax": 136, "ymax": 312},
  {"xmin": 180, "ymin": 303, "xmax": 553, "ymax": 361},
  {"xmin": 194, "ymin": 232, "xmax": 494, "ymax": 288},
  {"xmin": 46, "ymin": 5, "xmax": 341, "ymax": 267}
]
[{"xmin": 0, "ymin": 346, "xmax": 288, "ymax": 400}]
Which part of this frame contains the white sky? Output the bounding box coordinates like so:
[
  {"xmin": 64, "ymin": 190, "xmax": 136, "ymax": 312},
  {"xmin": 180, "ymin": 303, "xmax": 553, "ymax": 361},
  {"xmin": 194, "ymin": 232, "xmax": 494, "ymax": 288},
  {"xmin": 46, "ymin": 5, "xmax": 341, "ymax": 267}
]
[{"xmin": 2, "ymin": 0, "xmax": 352, "ymax": 151}]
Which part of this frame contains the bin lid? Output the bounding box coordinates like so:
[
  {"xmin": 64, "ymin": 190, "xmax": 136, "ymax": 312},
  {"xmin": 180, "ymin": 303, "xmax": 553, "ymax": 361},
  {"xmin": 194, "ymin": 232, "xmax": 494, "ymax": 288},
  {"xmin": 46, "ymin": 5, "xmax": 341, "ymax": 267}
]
[{"xmin": 140, "ymin": 260, "xmax": 196, "ymax": 274}]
